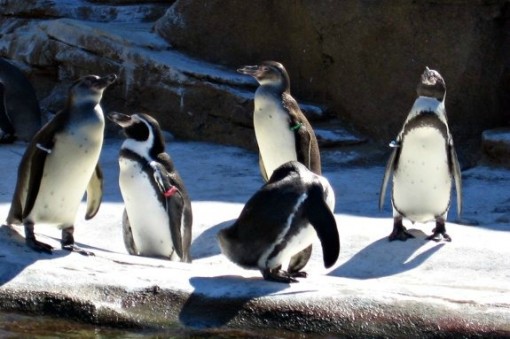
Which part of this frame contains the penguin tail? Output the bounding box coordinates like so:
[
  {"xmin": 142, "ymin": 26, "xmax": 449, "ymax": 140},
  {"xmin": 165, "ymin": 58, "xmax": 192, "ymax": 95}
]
[{"xmin": 305, "ymin": 184, "xmax": 340, "ymax": 269}]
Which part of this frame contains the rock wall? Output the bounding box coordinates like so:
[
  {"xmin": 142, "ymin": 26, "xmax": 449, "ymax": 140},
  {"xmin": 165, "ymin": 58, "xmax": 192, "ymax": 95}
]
[
  {"xmin": 0, "ymin": 0, "xmax": 509, "ymax": 162},
  {"xmin": 155, "ymin": 0, "xmax": 510, "ymax": 151}
]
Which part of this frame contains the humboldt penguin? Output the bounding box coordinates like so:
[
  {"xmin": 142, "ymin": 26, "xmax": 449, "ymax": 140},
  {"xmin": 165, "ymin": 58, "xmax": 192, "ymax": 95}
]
[
  {"xmin": 379, "ymin": 67, "xmax": 462, "ymax": 242},
  {"xmin": 217, "ymin": 161, "xmax": 339, "ymax": 283},
  {"xmin": 237, "ymin": 60, "xmax": 324, "ymax": 274},
  {"xmin": 6, "ymin": 73, "xmax": 117, "ymax": 254},
  {"xmin": 109, "ymin": 112, "xmax": 192, "ymax": 263}
]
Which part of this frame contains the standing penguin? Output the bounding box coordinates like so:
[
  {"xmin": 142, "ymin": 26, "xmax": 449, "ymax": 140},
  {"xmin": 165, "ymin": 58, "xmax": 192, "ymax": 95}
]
[
  {"xmin": 237, "ymin": 61, "xmax": 321, "ymax": 181},
  {"xmin": 379, "ymin": 67, "xmax": 462, "ymax": 242},
  {"xmin": 217, "ymin": 161, "xmax": 339, "ymax": 283},
  {"xmin": 238, "ymin": 61, "xmax": 324, "ymax": 275},
  {"xmin": 108, "ymin": 112, "xmax": 192, "ymax": 263},
  {"xmin": 6, "ymin": 74, "xmax": 117, "ymax": 254}
]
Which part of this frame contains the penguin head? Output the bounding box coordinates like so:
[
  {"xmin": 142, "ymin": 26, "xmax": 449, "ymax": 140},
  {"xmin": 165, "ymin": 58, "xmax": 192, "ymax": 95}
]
[
  {"xmin": 416, "ymin": 67, "xmax": 446, "ymax": 101},
  {"xmin": 69, "ymin": 74, "xmax": 117, "ymax": 106},
  {"xmin": 108, "ymin": 112, "xmax": 165, "ymax": 158},
  {"xmin": 237, "ymin": 61, "xmax": 290, "ymax": 92}
]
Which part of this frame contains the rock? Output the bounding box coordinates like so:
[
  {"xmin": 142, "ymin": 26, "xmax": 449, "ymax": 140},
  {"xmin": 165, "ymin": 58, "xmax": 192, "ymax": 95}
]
[
  {"xmin": 482, "ymin": 128, "xmax": 510, "ymax": 167},
  {"xmin": 0, "ymin": 6, "xmax": 361, "ymax": 151},
  {"xmin": 155, "ymin": 0, "xmax": 509, "ymax": 155}
]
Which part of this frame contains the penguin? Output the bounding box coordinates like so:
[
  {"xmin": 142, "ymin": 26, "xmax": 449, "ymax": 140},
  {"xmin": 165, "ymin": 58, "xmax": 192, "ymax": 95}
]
[
  {"xmin": 0, "ymin": 57, "xmax": 42, "ymax": 142},
  {"xmin": 108, "ymin": 112, "xmax": 192, "ymax": 263},
  {"xmin": 379, "ymin": 67, "xmax": 462, "ymax": 242},
  {"xmin": 237, "ymin": 61, "xmax": 325, "ymax": 275},
  {"xmin": 0, "ymin": 81, "xmax": 16, "ymax": 143},
  {"xmin": 237, "ymin": 61, "xmax": 321, "ymax": 181},
  {"xmin": 217, "ymin": 161, "xmax": 339, "ymax": 283},
  {"xmin": 6, "ymin": 73, "xmax": 117, "ymax": 254}
]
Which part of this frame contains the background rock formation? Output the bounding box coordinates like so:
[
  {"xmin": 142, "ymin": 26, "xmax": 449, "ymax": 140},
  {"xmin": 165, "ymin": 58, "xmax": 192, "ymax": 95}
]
[{"xmin": 1, "ymin": 0, "xmax": 509, "ymax": 163}]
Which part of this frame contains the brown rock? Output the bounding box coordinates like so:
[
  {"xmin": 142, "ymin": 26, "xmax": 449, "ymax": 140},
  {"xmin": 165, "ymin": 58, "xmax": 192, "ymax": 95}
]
[{"xmin": 155, "ymin": 0, "xmax": 509, "ymax": 153}]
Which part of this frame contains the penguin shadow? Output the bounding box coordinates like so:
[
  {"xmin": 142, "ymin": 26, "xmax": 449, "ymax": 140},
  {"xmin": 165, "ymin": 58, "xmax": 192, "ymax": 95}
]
[
  {"xmin": 179, "ymin": 275, "xmax": 292, "ymax": 328},
  {"xmin": 329, "ymin": 229, "xmax": 445, "ymax": 279},
  {"xmin": 0, "ymin": 224, "xmax": 71, "ymax": 286},
  {"xmin": 190, "ymin": 219, "xmax": 234, "ymax": 260}
]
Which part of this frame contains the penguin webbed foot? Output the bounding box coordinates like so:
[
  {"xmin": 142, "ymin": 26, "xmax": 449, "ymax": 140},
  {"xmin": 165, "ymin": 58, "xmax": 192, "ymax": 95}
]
[
  {"xmin": 61, "ymin": 226, "xmax": 95, "ymax": 256},
  {"xmin": 26, "ymin": 238, "xmax": 53, "ymax": 254},
  {"xmin": 427, "ymin": 220, "xmax": 451, "ymax": 242},
  {"xmin": 289, "ymin": 270, "xmax": 307, "ymax": 279},
  {"xmin": 62, "ymin": 244, "xmax": 95, "ymax": 256},
  {"xmin": 262, "ymin": 268, "xmax": 299, "ymax": 284},
  {"xmin": 24, "ymin": 223, "xmax": 53, "ymax": 254},
  {"xmin": 389, "ymin": 218, "xmax": 415, "ymax": 242}
]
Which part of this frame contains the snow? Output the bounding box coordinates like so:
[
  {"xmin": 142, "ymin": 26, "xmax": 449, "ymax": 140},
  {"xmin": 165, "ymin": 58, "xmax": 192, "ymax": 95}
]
[{"xmin": 0, "ymin": 137, "xmax": 509, "ymax": 334}]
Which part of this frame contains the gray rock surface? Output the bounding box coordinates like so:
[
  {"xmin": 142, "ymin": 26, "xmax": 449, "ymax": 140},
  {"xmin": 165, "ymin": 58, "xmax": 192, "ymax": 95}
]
[
  {"xmin": 0, "ymin": 0, "xmax": 359, "ymax": 152},
  {"xmin": 482, "ymin": 127, "xmax": 510, "ymax": 167},
  {"xmin": 155, "ymin": 0, "xmax": 510, "ymax": 162}
]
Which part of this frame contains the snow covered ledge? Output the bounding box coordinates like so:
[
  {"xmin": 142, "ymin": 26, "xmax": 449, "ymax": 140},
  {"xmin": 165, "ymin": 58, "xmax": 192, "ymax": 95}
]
[{"xmin": 0, "ymin": 141, "xmax": 509, "ymax": 337}]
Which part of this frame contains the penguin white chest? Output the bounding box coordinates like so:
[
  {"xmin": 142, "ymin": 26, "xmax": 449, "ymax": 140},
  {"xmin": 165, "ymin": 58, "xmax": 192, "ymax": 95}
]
[
  {"xmin": 28, "ymin": 125, "xmax": 103, "ymax": 226},
  {"xmin": 119, "ymin": 157, "xmax": 174, "ymax": 257},
  {"xmin": 253, "ymin": 95, "xmax": 297, "ymax": 178},
  {"xmin": 393, "ymin": 126, "xmax": 452, "ymax": 222}
]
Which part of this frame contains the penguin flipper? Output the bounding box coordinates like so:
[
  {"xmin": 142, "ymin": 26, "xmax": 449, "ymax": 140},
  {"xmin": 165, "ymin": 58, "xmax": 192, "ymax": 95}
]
[
  {"xmin": 259, "ymin": 154, "xmax": 269, "ymax": 182},
  {"xmin": 149, "ymin": 160, "xmax": 185, "ymax": 260},
  {"xmin": 379, "ymin": 146, "xmax": 399, "ymax": 211},
  {"xmin": 21, "ymin": 114, "xmax": 66, "ymax": 219},
  {"xmin": 305, "ymin": 184, "xmax": 340, "ymax": 269},
  {"xmin": 449, "ymin": 143, "xmax": 462, "ymax": 217},
  {"xmin": 85, "ymin": 164, "xmax": 103, "ymax": 220},
  {"xmin": 122, "ymin": 208, "xmax": 138, "ymax": 255}
]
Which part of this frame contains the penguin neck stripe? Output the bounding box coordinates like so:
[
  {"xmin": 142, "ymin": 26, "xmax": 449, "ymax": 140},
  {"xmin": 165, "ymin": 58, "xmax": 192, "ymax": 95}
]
[
  {"xmin": 290, "ymin": 122, "xmax": 303, "ymax": 131},
  {"xmin": 164, "ymin": 186, "xmax": 178, "ymax": 197}
]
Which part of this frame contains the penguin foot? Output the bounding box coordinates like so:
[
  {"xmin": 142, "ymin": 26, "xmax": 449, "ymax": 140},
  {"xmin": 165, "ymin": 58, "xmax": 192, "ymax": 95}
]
[
  {"xmin": 262, "ymin": 268, "xmax": 299, "ymax": 283},
  {"xmin": 426, "ymin": 230, "xmax": 452, "ymax": 242},
  {"xmin": 388, "ymin": 227, "xmax": 415, "ymax": 241},
  {"xmin": 26, "ymin": 238, "xmax": 53, "ymax": 254},
  {"xmin": 427, "ymin": 220, "xmax": 451, "ymax": 242},
  {"xmin": 62, "ymin": 244, "xmax": 95, "ymax": 256},
  {"xmin": 289, "ymin": 271, "xmax": 308, "ymax": 279}
]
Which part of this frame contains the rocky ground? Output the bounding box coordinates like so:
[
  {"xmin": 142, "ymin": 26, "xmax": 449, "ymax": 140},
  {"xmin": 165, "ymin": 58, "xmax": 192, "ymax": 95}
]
[{"xmin": 0, "ymin": 137, "xmax": 508, "ymax": 337}]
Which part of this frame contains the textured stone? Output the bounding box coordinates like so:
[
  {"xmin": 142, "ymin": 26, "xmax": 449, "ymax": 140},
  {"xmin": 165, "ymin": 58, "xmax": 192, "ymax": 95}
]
[
  {"xmin": 482, "ymin": 128, "xmax": 510, "ymax": 166},
  {"xmin": 155, "ymin": 0, "xmax": 509, "ymax": 154}
]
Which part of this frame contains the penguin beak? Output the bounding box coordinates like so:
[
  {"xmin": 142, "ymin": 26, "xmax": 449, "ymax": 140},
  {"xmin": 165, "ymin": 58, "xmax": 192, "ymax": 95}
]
[
  {"xmin": 237, "ymin": 65, "xmax": 260, "ymax": 76},
  {"xmin": 93, "ymin": 74, "xmax": 117, "ymax": 90},
  {"xmin": 107, "ymin": 112, "xmax": 132, "ymax": 127}
]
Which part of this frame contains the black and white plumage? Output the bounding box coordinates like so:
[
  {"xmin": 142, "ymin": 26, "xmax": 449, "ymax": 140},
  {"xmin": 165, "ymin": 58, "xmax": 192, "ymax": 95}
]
[
  {"xmin": 379, "ymin": 67, "xmax": 462, "ymax": 242},
  {"xmin": 217, "ymin": 161, "xmax": 339, "ymax": 283},
  {"xmin": 237, "ymin": 61, "xmax": 321, "ymax": 181},
  {"xmin": 6, "ymin": 74, "xmax": 116, "ymax": 254},
  {"xmin": 237, "ymin": 61, "xmax": 325, "ymax": 275},
  {"xmin": 109, "ymin": 112, "xmax": 192, "ymax": 263}
]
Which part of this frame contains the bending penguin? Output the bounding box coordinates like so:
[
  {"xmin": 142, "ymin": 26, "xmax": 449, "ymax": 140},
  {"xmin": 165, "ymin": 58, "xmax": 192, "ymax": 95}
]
[
  {"xmin": 6, "ymin": 73, "xmax": 117, "ymax": 254},
  {"xmin": 379, "ymin": 67, "xmax": 462, "ymax": 242},
  {"xmin": 108, "ymin": 112, "xmax": 192, "ymax": 263},
  {"xmin": 237, "ymin": 61, "xmax": 326, "ymax": 276},
  {"xmin": 217, "ymin": 161, "xmax": 339, "ymax": 283}
]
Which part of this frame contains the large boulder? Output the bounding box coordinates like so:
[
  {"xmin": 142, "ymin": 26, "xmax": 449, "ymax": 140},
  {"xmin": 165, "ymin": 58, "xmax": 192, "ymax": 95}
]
[{"xmin": 155, "ymin": 0, "xmax": 509, "ymax": 157}]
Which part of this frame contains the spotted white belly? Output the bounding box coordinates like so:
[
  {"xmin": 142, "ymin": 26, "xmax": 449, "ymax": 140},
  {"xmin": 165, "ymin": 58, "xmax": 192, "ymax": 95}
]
[
  {"xmin": 254, "ymin": 94, "xmax": 297, "ymax": 179},
  {"xmin": 28, "ymin": 125, "xmax": 103, "ymax": 227},
  {"xmin": 392, "ymin": 126, "xmax": 452, "ymax": 222},
  {"xmin": 119, "ymin": 157, "xmax": 174, "ymax": 257}
]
